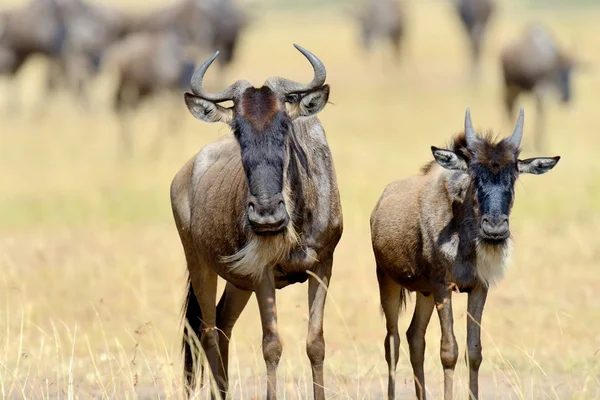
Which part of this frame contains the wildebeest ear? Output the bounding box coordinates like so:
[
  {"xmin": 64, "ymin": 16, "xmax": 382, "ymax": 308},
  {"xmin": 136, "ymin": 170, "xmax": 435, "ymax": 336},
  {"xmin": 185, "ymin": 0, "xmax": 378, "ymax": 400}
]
[
  {"xmin": 184, "ymin": 93, "xmax": 233, "ymax": 124},
  {"xmin": 517, "ymin": 156, "xmax": 560, "ymax": 175},
  {"xmin": 431, "ymin": 146, "xmax": 468, "ymax": 172},
  {"xmin": 286, "ymin": 85, "xmax": 330, "ymax": 119}
]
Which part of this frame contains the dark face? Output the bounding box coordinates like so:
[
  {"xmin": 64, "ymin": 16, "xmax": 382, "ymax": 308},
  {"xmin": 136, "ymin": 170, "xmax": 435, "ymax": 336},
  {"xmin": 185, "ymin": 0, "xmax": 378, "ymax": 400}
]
[
  {"xmin": 233, "ymin": 86, "xmax": 291, "ymax": 235},
  {"xmin": 432, "ymin": 109, "xmax": 560, "ymax": 247},
  {"xmin": 433, "ymin": 136, "xmax": 560, "ymax": 246},
  {"xmin": 469, "ymin": 152, "xmax": 518, "ymax": 243}
]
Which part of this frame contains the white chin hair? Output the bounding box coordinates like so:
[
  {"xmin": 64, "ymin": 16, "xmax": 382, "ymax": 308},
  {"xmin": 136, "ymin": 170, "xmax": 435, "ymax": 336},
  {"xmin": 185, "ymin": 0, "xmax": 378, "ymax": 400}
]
[{"xmin": 476, "ymin": 239, "xmax": 513, "ymax": 288}]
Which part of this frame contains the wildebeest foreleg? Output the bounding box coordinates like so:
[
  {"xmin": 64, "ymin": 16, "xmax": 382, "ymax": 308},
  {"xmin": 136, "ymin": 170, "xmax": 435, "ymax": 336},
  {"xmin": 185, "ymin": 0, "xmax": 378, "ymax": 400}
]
[
  {"xmin": 466, "ymin": 285, "xmax": 487, "ymax": 400},
  {"xmin": 215, "ymin": 282, "xmax": 252, "ymax": 396},
  {"xmin": 376, "ymin": 266, "xmax": 403, "ymax": 400},
  {"xmin": 306, "ymin": 259, "xmax": 333, "ymax": 400},
  {"xmin": 190, "ymin": 269, "xmax": 221, "ymax": 399},
  {"xmin": 407, "ymin": 292, "xmax": 435, "ymax": 400},
  {"xmin": 434, "ymin": 289, "xmax": 458, "ymax": 400},
  {"xmin": 256, "ymin": 269, "xmax": 282, "ymax": 400}
]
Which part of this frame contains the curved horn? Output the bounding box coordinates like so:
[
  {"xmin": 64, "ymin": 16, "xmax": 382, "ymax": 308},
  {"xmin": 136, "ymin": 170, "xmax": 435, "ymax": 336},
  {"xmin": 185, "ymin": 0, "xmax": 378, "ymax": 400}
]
[
  {"xmin": 190, "ymin": 51, "xmax": 250, "ymax": 102},
  {"xmin": 508, "ymin": 107, "xmax": 525, "ymax": 148},
  {"xmin": 464, "ymin": 107, "xmax": 478, "ymax": 146},
  {"xmin": 269, "ymin": 44, "xmax": 327, "ymax": 94}
]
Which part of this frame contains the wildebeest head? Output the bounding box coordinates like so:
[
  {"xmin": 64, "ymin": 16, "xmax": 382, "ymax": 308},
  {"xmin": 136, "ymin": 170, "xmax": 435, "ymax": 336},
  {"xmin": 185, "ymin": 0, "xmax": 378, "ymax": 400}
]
[
  {"xmin": 431, "ymin": 108, "xmax": 560, "ymax": 244},
  {"xmin": 184, "ymin": 44, "xmax": 330, "ymax": 235}
]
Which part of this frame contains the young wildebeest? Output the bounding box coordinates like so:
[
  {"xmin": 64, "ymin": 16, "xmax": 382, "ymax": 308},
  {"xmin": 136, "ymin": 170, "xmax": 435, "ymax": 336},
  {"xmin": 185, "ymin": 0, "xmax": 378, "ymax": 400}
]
[
  {"xmin": 501, "ymin": 25, "xmax": 580, "ymax": 150},
  {"xmin": 454, "ymin": 0, "xmax": 495, "ymax": 76},
  {"xmin": 171, "ymin": 45, "xmax": 343, "ymax": 399},
  {"xmin": 354, "ymin": 0, "xmax": 405, "ymax": 62},
  {"xmin": 371, "ymin": 108, "xmax": 559, "ymax": 400}
]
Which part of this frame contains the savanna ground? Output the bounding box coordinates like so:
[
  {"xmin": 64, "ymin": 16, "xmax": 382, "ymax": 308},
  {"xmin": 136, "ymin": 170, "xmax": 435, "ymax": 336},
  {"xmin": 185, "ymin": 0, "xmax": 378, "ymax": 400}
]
[{"xmin": 1, "ymin": 0, "xmax": 600, "ymax": 398}]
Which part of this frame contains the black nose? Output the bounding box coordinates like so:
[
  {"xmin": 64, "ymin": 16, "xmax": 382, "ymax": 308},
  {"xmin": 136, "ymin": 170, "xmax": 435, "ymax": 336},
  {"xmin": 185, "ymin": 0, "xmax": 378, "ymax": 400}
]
[
  {"xmin": 481, "ymin": 215, "xmax": 509, "ymax": 240},
  {"xmin": 247, "ymin": 194, "xmax": 289, "ymax": 234}
]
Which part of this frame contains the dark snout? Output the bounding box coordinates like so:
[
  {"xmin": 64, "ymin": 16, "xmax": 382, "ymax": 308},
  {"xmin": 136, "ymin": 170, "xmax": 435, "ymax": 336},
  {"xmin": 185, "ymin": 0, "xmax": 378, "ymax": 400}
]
[
  {"xmin": 247, "ymin": 194, "xmax": 289, "ymax": 235},
  {"xmin": 480, "ymin": 215, "xmax": 510, "ymax": 241}
]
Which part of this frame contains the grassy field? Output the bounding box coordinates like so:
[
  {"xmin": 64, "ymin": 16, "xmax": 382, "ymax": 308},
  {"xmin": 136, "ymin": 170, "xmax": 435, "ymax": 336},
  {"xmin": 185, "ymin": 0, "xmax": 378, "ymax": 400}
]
[{"xmin": 1, "ymin": 0, "xmax": 600, "ymax": 398}]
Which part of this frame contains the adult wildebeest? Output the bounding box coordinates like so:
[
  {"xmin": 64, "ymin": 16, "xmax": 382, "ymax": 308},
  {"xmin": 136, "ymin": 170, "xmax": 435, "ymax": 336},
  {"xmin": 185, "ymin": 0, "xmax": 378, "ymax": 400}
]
[
  {"xmin": 171, "ymin": 45, "xmax": 343, "ymax": 399},
  {"xmin": 354, "ymin": 0, "xmax": 405, "ymax": 62},
  {"xmin": 371, "ymin": 108, "xmax": 559, "ymax": 400},
  {"xmin": 454, "ymin": 0, "xmax": 495, "ymax": 76},
  {"xmin": 501, "ymin": 24, "xmax": 580, "ymax": 151}
]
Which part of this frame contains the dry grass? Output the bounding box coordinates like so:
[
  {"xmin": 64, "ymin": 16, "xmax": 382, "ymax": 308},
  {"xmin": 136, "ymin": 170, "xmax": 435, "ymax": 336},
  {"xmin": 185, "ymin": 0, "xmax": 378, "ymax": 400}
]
[{"xmin": 1, "ymin": 0, "xmax": 600, "ymax": 398}]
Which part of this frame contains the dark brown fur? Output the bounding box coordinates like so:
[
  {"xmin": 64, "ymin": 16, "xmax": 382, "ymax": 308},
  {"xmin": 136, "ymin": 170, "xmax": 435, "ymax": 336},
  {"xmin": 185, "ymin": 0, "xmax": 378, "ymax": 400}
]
[{"xmin": 239, "ymin": 87, "xmax": 281, "ymax": 130}]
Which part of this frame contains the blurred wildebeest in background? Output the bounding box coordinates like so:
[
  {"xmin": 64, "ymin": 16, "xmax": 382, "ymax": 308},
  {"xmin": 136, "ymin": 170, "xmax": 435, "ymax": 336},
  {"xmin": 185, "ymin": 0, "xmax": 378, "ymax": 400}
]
[
  {"xmin": 129, "ymin": 0, "xmax": 248, "ymax": 69},
  {"xmin": 353, "ymin": 0, "xmax": 406, "ymax": 62},
  {"xmin": 59, "ymin": 0, "xmax": 247, "ymax": 106},
  {"xmin": 1, "ymin": 0, "xmax": 248, "ymax": 114},
  {"xmin": 0, "ymin": 0, "xmax": 66, "ymax": 111},
  {"xmin": 106, "ymin": 30, "xmax": 197, "ymax": 156},
  {"xmin": 454, "ymin": 0, "xmax": 495, "ymax": 77},
  {"xmin": 43, "ymin": 0, "xmax": 132, "ymax": 107},
  {"xmin": 501, "ymin": 24, "xmax": 582, "ymax": 150}
]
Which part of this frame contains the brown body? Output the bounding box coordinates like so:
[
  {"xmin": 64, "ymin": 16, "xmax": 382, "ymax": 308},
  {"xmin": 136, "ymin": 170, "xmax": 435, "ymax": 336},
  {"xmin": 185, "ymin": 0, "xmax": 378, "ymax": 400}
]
[
  {"xmin": 501, "ymin": 25, "xmax": 576, "ymax": 150},
  {"xmin": 371, "ymin": 108, "xmax": 559, "ymax": 400},
  {"xmin": 172, "ymin": 46, "xmax": 343, "ymax": 399},
  {"xmin": 454, "ymin": 0, "xmax": 495, "ymax": 75},
  {"xmin": 172, "ymin": 116, "xmax": 343, "ymax": 290}
]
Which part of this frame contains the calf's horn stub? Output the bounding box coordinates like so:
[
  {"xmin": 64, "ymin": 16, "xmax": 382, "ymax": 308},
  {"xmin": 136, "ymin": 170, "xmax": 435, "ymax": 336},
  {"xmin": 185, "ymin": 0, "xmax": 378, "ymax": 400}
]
[
  {"xmin": 189, "ymin": 50, "xmax": 250, "ymax": 102},
  {"xmin": 269, "ymin": 44, "xmax": 327, "ymax": 94},
  {"xmin": 508, "ymin": 107, "xmax": 524, "ymax": 148},
  {"xmin": 464, "ymin": 107, "xmax": 479, "ymax": 146}
]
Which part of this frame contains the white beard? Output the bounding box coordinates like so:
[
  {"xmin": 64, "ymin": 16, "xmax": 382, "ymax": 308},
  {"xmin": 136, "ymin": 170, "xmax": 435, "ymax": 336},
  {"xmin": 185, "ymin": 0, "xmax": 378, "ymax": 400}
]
[{"xmin": 475, "ymin": 239, "xmax": 513, "ymax": 288}]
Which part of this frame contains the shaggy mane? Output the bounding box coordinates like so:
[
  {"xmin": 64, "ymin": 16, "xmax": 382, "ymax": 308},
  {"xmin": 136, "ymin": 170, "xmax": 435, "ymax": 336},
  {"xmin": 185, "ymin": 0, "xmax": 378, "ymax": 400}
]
[{"xmin": 421, "ymin": 130, "xmax": 520, "ymax": 175}]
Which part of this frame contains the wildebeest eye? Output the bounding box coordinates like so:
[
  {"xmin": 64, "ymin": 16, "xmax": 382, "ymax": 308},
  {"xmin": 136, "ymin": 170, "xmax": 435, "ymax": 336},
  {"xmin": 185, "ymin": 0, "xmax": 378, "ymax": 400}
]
[{"xmin": 285, "ymin": 94, "xmax": 300, "ymax": 103}]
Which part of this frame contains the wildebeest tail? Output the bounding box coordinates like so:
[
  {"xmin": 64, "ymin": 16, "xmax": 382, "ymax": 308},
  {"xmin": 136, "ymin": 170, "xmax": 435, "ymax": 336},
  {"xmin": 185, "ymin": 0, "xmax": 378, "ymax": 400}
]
[
  {"xmin": 400, "ymin": 287, "xmax": 408, "ymax": 310},
  {"xmin": 182, "ymin": 277, "xmax": 203, "ymax": 394}
]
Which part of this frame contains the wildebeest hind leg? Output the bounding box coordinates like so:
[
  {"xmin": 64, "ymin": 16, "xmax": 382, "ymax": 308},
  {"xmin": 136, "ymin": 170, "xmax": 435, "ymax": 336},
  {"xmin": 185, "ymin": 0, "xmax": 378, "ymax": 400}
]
[
  {"xmin": 406, "ymin": 292, "xmax": 435, "ymax": 400},
  {"xmin": 376, "ymin": 266, "xmax": 403, "ymax": 400},
  {"xmin": 215, "ymin": 282, "xmax": 252, "ymax": 396}
]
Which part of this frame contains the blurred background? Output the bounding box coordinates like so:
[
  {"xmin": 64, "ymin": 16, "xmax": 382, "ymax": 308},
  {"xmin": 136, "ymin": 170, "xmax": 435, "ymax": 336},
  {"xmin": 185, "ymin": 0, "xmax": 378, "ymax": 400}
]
[{"xmin": 1, "ymin": 0, "xmax": 599, "ymax": 398}]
